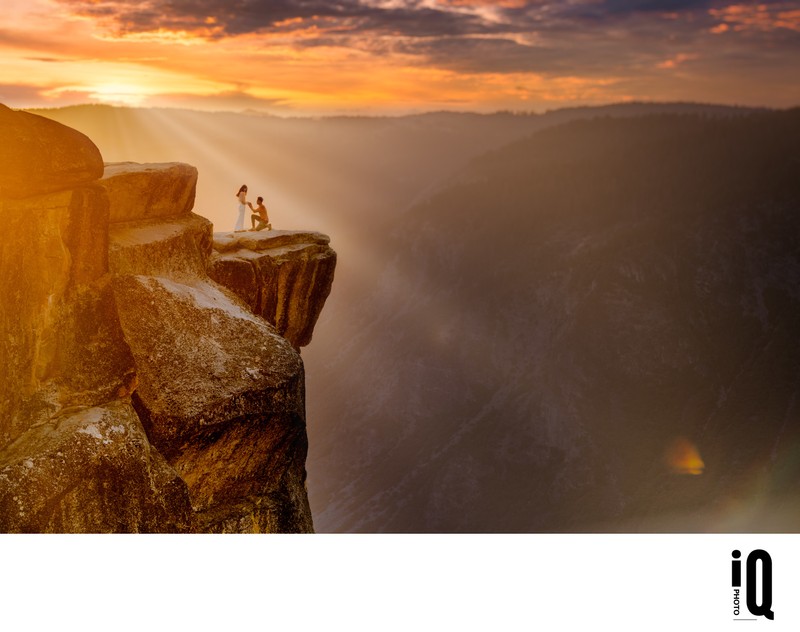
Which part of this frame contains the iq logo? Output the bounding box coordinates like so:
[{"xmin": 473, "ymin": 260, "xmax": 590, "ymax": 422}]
[{"xmin": 732, "ymin": 549, "xmax": 774, "ymax": 621}]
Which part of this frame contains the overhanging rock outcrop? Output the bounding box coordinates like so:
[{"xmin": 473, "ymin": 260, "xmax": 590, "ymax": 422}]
[
  {"xmin": 0, "ymin": 106, "xmax": 335, "ymax": 533},
  {"xmin": 210, "ymin": 231, "xmax": 336, "ymax": 349}
]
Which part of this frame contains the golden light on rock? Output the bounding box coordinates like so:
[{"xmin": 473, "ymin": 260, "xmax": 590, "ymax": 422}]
[{"xmin": 665, "ymin": 437, "xmax": 705, "ymax": 475}]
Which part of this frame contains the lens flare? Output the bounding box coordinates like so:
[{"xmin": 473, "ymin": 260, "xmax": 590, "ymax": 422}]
[{"xmin": 665, "ymin": 437, "xmax": 705, "ymax": 475}]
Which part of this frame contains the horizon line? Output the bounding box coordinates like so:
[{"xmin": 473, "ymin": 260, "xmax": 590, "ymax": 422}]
[{"xmin": 14, "ymin": 99, "xmax": 789, "ymax": 121}]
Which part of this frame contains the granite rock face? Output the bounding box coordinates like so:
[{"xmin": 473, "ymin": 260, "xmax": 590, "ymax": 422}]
[
  {"xmin": 0, "ymin": 104, "xmax": 103, "ymax": 199},
  {"xmin": 0, "ymin": 401, "xmax": 192, "ymax": 533},
  {"xmin": 109, "ymin": 214, "xmax": 213, "ymax": 279},
  {"xmin": 111, "ymin": 272, "xmax": 310, "ymax": 531},
  {"xmin": 100, "ymin": 162, "xmax": 198, "ymax": 223},
  {"xmin": 0, "ymin": 185, "xmax": 133, "ymax": 448},
  {"xmin": 210, "ymin": 231, "xmax": 337, "ymax": 348},
  {"xmin": 0, "ymin": 108, "xmax": 334, "ymax": 532}
]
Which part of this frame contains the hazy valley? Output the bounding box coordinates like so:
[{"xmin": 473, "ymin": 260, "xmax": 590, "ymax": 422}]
[{"xmin": 32, "ymin": 103, "xmax": 800, "ymax": 532}]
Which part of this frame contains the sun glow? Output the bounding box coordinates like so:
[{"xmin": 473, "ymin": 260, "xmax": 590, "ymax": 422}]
[
  {"xmin": 87, "ymin": 83, "xmax": 150, "ymax": 106},
  {"xmin": 42, "ymin": 83, "xmax": 152, "ymax": 106}
]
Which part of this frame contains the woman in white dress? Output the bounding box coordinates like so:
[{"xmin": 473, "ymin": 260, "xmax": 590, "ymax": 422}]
[{"xmin": 234, "ymin": 184, "xmax": 248, "ymax": 232}]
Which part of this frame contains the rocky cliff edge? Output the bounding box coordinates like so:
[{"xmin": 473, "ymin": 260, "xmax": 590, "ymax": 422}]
[{"xmin": 0, "ymin": 104, "xmax": 336, "ymax": 533}]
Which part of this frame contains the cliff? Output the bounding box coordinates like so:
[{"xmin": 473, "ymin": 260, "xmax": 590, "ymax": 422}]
[
  {"xmin": 209, "ymin": 231, "xmax": 336, "ymax": 349},
  {"xmin": 0, "ymin": 104, "xmax": 336, "ymax": 533}
]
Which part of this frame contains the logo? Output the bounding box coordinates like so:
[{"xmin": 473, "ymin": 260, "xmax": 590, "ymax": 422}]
[{"xmin": 732, "ymin": 549, "xmax": 774, "ymax": 621}]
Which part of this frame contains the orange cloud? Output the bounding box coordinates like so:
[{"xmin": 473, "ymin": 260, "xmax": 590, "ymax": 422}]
[
  {"xmin": 709, "ymin": 4, "xmax": 800, "ymax": 33},
  {"xmin": 657, "ymin": 53, "xmax": 697, "ymax": 70}
]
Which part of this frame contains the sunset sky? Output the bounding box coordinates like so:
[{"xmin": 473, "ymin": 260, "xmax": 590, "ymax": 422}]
[{"xmin": 2, "ymin": 0, "xmax": 799, "ymax": 115}]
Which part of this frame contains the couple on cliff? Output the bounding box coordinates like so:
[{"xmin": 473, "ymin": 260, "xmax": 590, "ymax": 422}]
[{"xmin": 235, "ymin": 184, "xmax": 271, "ymax": 233}]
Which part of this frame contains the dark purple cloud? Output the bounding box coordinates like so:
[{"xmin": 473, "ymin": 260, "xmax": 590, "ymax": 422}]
[
  {"xmin": 55, "ymin": 0, "xmax": 724, "ymax": 38},
  {"xmin": 53, "ymin": 0, "xmax": 799, "ymax": 39},
  {"xmin": 601, "ymin": 0, "xmax": 714, "ymax": 14},
  {"xmin": 56, "ymin": 0, "xmax": 510, "ymax": 38},
  {"xmin": 52, "ymin": 0, "xmax": 800, "ymax": 85}
]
